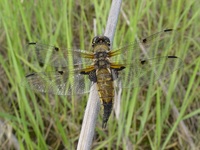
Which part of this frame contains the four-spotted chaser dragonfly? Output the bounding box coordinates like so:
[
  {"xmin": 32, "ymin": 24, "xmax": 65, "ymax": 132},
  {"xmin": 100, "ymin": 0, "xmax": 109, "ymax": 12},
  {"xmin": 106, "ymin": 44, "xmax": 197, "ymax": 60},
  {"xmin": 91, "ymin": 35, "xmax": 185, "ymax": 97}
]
[{"xmin": 23, "ymin": 29, "xmax": 183, "ymax": 128}]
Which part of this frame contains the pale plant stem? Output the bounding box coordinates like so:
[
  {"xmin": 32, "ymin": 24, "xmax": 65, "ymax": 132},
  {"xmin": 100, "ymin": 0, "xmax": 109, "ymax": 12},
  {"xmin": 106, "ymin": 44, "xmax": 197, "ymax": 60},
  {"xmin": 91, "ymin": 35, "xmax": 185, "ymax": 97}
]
[{"xmin": 77, "ymin": 0, "xmax": 122, "ymax": 150}]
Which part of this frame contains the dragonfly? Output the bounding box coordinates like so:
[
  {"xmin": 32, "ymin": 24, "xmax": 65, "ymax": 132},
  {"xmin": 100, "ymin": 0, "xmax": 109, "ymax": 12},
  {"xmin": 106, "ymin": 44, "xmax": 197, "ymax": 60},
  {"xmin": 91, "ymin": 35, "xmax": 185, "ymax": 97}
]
[{"xmin": 22, "ymin": 29, "xmax": 183, "ymax": 128}]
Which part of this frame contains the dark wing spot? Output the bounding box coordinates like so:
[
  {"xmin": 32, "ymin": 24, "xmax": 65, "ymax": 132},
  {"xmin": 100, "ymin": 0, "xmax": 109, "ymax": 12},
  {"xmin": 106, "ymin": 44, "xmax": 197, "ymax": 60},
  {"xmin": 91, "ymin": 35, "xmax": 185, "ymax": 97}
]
[
  {"xmin": 54, "ymin": 46, "xmax": 59, "ymax": 51},
  {"xmin": 26, "ymin": 73, "xmax": 35, "ymax": 78},
  {"xmin": 142, "ymin": 38, "xmax": 147, "ymax": 43},
  {"xmin": 80, "ymin": 71, "xmax": 88, "ymax": 74},
  {"xmin": 168, "ymin": 56, "xmax": 177, "ymax": 58},
  {"xmin": 28, "ymin": 42, "xmax": 37, "ymax": 45},
  {"xmin": 164, "ymin": 29, "xmax": 173, "ymax": 32},
  {"xmin": 120, "ymin": 66, "xmax": 125, "ymax": 70},
  {"xmin": 141, "ymin": 60, "xmax": 146, "ymax": 65},
  {"xmin": 58, "ymin": 71, "xmax": 64, "ymax": 75}
]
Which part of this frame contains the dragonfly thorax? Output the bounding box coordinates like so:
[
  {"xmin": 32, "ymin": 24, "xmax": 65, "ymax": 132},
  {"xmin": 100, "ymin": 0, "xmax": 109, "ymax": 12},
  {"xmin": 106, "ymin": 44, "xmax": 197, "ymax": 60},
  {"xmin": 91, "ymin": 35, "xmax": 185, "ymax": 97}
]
[
  {"xmin": 94, "ymin": 51, "xmax": 108, "ymax": 58},
  {"xmin": 93, "ymin": 45, "xmax": 110, "ymax": 69},
  {"xmin": 94, "ymin": 58, "xmax": 110, "ymax": 69}
]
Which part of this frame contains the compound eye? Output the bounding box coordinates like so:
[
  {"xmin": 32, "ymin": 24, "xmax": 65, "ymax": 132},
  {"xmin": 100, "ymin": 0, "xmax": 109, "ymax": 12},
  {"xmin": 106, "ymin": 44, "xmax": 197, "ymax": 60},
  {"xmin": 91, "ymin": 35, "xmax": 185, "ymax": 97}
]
[
  {"xmin": 92, "ymin": 36, "xmax": 99, "ymax": 43},
  {"xmin": 92, "ymin": 36, "xmax": 99, "ymax": 47},
  {"xmin": 105, "ymin": 37, "xmax": 110, "ymax": 46}
]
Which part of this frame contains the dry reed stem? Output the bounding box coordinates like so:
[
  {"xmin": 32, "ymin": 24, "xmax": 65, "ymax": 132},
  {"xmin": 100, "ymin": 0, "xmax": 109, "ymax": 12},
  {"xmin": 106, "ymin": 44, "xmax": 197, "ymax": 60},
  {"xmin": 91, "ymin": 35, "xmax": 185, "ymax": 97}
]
[{"xmin": 77, "ymin": 0, "xmax": 122, "ymax": 150}]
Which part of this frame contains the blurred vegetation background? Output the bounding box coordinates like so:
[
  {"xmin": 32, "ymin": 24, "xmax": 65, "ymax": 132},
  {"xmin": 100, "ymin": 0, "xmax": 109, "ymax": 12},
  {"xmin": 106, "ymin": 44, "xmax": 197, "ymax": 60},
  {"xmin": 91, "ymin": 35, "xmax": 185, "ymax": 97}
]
[{"xmin": 0, "ymin": 0, "xmax": 199, "ymax": 149}]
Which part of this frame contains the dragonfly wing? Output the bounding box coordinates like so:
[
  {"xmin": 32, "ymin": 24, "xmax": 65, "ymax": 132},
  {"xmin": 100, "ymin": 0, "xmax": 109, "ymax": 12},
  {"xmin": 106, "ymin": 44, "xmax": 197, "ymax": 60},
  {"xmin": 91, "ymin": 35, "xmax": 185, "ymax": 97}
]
[
  {"xmin": 22, "ymin": 70, "xmax": 93, "ymax": 95},
  {"xmin": 113, "ymin": 56, "xmax": 183, "ymax": 88},
  {"xmin": 110, "ymin": 29, "xmax": 178, "ymax": 64},
  {"xmin": 27, "ymin": 42, "xmax": 94, "ymax": 68}
]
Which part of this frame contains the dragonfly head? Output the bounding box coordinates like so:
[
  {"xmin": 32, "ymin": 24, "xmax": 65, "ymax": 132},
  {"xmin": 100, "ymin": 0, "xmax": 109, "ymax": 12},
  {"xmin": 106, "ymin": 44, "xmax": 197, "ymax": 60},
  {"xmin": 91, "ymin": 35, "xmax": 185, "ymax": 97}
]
[{"xmin": 92, "ymin": 36, "xmax": 110, "ymax": 48}]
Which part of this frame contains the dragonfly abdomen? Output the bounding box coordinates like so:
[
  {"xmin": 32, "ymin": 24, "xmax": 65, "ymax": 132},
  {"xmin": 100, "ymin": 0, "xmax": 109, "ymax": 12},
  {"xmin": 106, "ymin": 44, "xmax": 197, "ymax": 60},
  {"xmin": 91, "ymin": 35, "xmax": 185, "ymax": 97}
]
[{"xmin": 96, "ymin": 68, "xmax": 114, "ymax": 128}]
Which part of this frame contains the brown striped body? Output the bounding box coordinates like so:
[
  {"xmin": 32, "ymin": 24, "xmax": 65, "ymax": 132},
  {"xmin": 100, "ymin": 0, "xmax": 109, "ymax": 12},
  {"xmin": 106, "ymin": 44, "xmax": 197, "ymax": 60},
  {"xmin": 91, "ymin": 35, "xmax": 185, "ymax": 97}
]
[
  {"xmin": 81, "ymin": 36, "xmax": 124, "ymax": 128},
  {"xmin": 96, "ymin": 68, "xmax": 114, "ymax": 103},
  {"xmin": 92, "ymin": 38, "xmax": 115, "ymax": 128},
  {"xmin": 96, "ymin": 68, "xmax": 114, "ymax": 128}
]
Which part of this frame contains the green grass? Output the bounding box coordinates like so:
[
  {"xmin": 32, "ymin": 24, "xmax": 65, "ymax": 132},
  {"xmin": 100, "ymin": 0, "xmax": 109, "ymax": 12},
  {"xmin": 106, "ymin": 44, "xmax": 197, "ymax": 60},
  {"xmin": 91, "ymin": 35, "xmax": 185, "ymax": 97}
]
[{"xmin": 0, "ymin": 0, "xmax": 200, "ymax": 149}]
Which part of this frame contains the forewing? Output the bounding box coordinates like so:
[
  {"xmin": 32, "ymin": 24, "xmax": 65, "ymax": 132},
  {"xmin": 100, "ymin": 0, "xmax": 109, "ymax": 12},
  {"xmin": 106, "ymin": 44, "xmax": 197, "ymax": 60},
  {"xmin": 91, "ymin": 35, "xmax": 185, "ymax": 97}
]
[
  {"xmin": 22, "ymin": 70, "xmax": 93, "ymax": 95},
  {"xmin": 27, "ymin": 42, "xmax": 94, "ymax": 68},
  {"xmin": 114, "ymin": 56, "xmax": 183, "ymax": 88},
  {"xmin": 110, "ymin": 29, "xmax": 178, "ymax": 63}
]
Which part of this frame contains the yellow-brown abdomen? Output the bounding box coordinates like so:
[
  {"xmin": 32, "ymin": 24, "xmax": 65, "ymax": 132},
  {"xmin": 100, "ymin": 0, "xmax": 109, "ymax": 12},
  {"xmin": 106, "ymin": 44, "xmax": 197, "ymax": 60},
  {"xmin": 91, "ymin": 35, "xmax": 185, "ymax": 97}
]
[{"xmin": 96, "ymin": 68, "xmax": 114, "ymax": 128}]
